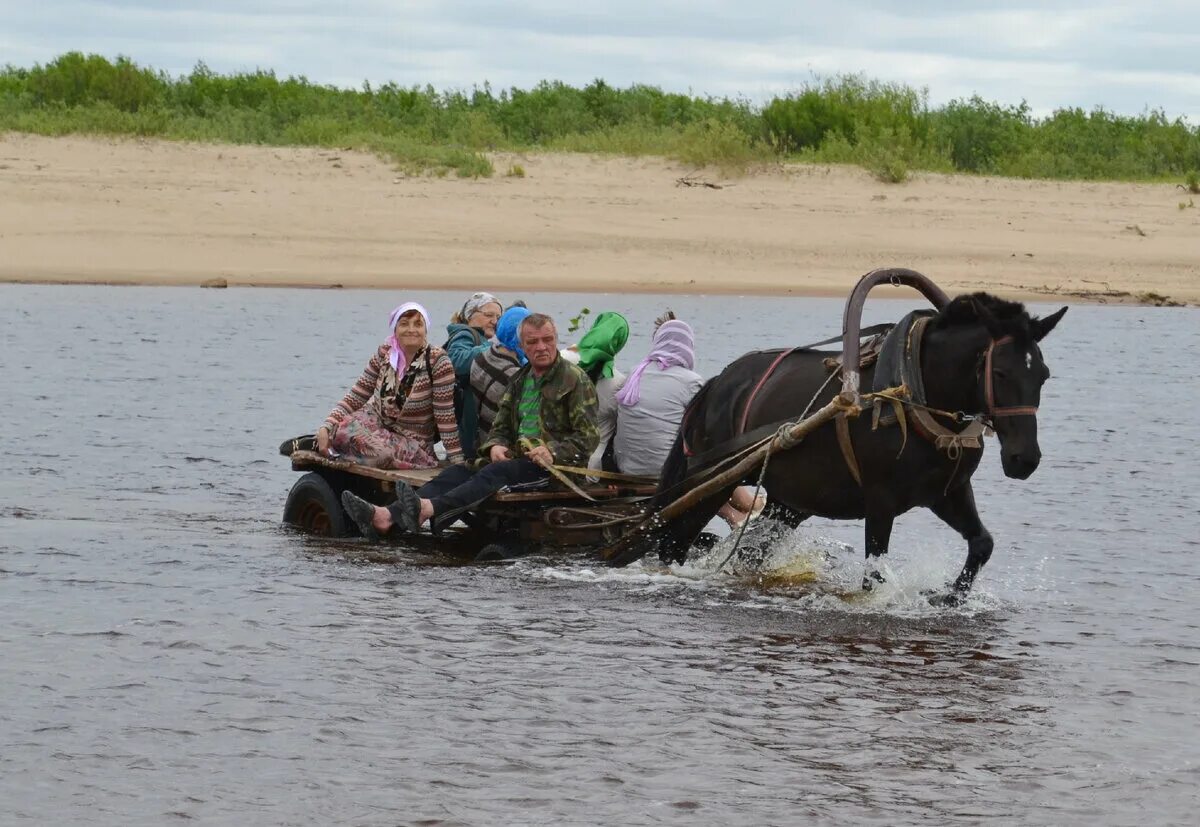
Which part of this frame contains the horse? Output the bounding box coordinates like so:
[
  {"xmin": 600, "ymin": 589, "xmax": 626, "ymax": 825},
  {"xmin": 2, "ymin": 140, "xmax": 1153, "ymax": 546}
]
[{"xmin": 606, "ymin": 292, "xmax": 1067, "ymax": 604}]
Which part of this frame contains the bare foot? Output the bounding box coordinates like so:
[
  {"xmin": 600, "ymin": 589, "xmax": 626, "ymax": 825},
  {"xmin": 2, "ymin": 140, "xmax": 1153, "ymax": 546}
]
[
  {"xmin": 718, "ymin": 502, "xmax": 749, "ymax": 528},
  {"xmin": 371, "ymin": 505, "xmax": 393, "ymax": 532},
  {"xmin": 730, "ymin": 486, "xmax": 766, "ymax": 516},
  {"xmin": 418, "ymin": 498, "xmax": 435, "ymax": 527}
]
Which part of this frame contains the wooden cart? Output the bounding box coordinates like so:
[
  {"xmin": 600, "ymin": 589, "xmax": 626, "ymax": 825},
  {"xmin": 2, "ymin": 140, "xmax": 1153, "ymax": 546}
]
[{"xmin": 281, "ymin": 449, "xmax": 657, "ymax": 558}]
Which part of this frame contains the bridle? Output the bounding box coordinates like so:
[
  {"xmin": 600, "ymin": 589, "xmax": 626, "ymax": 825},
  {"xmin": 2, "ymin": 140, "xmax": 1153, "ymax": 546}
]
[{"xmin": 981, "ymin": 335, "xmax": 1040, "ymax": 419}]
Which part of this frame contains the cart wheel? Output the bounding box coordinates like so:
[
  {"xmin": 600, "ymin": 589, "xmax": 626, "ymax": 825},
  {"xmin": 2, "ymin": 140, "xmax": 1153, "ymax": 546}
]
[
  {"xmin": 283, "ymin": 472, "xmax": 351, "ymax": 537},
  {"xmin": 474, "ymin": 542, "xmax": 516, "ymax": 563}
]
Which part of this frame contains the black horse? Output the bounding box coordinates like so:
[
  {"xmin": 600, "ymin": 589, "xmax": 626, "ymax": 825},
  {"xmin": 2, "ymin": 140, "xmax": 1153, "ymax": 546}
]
[{"xmin": 608, "ymin": 293, "xmax": 1067, "ymax": 602}]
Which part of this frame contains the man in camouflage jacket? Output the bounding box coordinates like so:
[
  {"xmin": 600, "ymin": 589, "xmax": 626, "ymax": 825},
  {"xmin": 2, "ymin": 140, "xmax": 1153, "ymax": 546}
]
[
  {"xmin": 341, "ymin": 313, "xmax": 600, "ymax": 539},
  {"xmin": 478, "ymin": 335, "xmax": 599, "ymax": 469}
]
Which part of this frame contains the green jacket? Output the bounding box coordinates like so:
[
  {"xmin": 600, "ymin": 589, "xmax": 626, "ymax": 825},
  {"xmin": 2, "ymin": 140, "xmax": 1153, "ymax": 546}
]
[{"xmin": 479, "ymin": 354, "xmax": 599, "ymax": 466}]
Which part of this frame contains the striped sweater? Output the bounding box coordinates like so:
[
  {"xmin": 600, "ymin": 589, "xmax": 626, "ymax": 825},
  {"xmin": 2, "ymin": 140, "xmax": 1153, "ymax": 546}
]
[
  {"xmin": 324, "ymin": 343, "xmax": 463, "ymax": 462},
  {"xmin": 469, "ymin": 343, "xmax": 523, "ymax": 441}
]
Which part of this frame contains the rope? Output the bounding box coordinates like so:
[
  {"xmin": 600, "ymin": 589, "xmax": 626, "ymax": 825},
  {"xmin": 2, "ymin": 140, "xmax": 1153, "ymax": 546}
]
[
  {"xmin": 543, "ymin": 463, "xmax": 658, "ymax": 485},
  {"xmin": 715, "ymin": 444, "xmax": 774, "ymax": 574},
  {"xmin": 869, "ymin": 387, "xmax": 979, "ymax": 425}
]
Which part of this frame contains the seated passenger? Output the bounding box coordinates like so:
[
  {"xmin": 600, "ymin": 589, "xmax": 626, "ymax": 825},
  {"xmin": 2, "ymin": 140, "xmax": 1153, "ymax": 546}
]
[
  {"xmin": 445, "ymin": 292, "xmax": 503, "ymax": 458},
  {"xmin": 341, "ymin": 313, "xmax": 599, "ymax": 539},
  {"xmin": 315, "ymin": 302, "xmax": 463, "ymax": 469},
  {"xmin": 470, "ymin": 305, "xmax": 531, "ymax": 444},
  {"xmin": 613, "ymin": 315, "xmax": 703, "ymax": 476},
  {"xmin": 614, "ymin": 313, "xmax": 762, "ymax": 525},
  {"xmin": 561, "ymin": 311, "xmax": 629, "ymax": 471}
]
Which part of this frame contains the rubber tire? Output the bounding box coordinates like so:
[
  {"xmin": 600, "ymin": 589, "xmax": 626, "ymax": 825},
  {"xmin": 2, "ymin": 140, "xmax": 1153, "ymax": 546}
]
[
  {"xmin": 283, "ymin": 472, "xmax": 351, "ymax": 537},
  {"xmin": 474, "ymin": 542, "xmax": 515, "ymax": 563}
]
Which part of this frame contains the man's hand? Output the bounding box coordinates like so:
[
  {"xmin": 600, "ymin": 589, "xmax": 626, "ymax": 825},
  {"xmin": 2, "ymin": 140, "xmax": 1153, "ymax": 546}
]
[
  {"xmin": 316, "ymin": 427, "xmax": 332, "ymax": 456},
  {"xmin": 525, "ymin": 443, "xmax": 554, "ymax": 468},
  {"xmin": 489, "ymin": 444, "xmax": 513, "ymax": 463}
]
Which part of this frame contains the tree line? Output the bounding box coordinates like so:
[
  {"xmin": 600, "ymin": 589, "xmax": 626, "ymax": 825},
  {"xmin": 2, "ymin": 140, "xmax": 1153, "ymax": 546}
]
[{"xmin": 2, "ymin": 52, "xmax": 1197, "ymax": 183}]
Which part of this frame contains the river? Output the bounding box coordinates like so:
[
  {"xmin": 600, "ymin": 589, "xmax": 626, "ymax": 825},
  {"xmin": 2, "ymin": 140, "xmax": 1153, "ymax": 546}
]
[{"xmin": 1, "ymin": 285, "xmax": 1196, "ymax": 825}]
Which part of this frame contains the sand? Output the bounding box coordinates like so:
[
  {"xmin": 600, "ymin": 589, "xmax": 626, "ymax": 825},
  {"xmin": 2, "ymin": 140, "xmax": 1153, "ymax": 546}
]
[{"xmin": 2, "ymin": 132, "xmax": 1197, "ymax": 304}]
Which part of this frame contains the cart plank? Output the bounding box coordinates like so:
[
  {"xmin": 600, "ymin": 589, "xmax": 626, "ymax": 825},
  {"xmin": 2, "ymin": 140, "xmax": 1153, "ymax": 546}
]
[{"xmin": 290, "ymin": 450, "xmax": 656, "ymax": 501}]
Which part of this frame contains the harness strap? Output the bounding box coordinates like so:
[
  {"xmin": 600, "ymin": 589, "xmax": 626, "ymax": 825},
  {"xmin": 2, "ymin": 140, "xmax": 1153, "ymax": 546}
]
[
  {"xmin": 835, "ymin": 413, "xmax": 862, "ymax": 486},
  {"xmin": 985, "ymin": 335, "xmax": 1039, "ymax": 417},
  {"xmin": 738, "ymin": 349, "xmax": 792, "ymax": 435},
  {"xmin": 908, "ymin": 406, "xmax": 987, "ymax": 455},
  {"xmin": 734, "ymin": 323, "xmax": 895, "ymax": 438}
]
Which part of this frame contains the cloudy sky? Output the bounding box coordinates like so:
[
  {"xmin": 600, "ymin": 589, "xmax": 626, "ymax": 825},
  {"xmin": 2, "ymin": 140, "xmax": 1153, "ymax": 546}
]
[{"xmin": 4, "ymin": 1, "xmax": 1199, "ymax": 121}]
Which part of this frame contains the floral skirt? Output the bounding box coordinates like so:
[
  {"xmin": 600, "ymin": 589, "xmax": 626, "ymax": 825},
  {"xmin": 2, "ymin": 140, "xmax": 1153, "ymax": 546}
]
[{"xmin": 329, "ymin": 406, "xmax": 437, "ymax": 470}]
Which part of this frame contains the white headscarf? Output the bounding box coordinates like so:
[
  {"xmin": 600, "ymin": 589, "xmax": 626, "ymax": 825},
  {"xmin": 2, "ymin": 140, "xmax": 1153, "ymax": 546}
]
[
  {"xmin": 385, "ymin": 301, "xmax": 432, "ymax": 375},
  {"xmin": 460, "ymin": 292, "xmax": 501, "ymax": 322}
]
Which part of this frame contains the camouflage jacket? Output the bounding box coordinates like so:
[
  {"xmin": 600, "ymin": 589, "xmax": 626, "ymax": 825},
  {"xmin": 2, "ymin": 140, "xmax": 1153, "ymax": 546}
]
[{"xmin": 479, "ymin": 354, "xmax": 599, "ymax": 466}]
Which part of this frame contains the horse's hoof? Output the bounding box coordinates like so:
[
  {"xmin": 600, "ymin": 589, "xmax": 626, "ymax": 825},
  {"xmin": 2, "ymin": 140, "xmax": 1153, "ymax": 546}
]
[
  {"xmin": 861, "ymin": 569, "xmax": 885, "ymax": 591},
  {"xmin": 927, "ymin": 589, "xmax": 964, "ymax": 607}
]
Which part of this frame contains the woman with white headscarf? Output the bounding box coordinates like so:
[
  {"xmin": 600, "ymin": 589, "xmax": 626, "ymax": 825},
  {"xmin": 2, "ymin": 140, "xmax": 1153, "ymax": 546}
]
[{"xmin": 315, "ymin": 301, "xmax": 463, "ymax": 469}]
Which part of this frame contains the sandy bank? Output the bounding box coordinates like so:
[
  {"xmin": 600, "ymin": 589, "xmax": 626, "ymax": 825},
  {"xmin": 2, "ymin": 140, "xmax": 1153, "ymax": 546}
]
[{"xmin": 1, "ymin": 133, "xmax": 1197, "ymax": 305}]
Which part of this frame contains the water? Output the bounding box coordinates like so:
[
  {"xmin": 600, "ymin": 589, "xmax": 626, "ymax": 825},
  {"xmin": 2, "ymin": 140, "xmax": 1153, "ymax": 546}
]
[{"xmin": 1, "ymin": 285, "xmax": 1197, "ymax": 825}]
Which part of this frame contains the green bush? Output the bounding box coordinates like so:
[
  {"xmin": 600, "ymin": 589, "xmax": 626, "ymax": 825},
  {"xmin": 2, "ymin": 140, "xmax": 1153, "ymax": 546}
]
[
  {"xmin": 2, "ymin": 52, "xmax": 1199, "ymax": 182},
  {"xmin": 763, "ymin": 75, "xmax": 931, "ymax": 151},
  {"xmin": 673, "ymin": 117, "xmax": 771, "ymax": 174},
  {"xmin": 932, "ymin": 96, "xmax": 1032, "ymax": 173}
]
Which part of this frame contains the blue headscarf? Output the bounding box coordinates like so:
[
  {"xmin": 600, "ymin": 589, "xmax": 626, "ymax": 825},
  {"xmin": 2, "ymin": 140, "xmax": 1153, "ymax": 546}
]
[{"xmin": 494, "ymin": 306, "xmax": 531, "ymax": 365}]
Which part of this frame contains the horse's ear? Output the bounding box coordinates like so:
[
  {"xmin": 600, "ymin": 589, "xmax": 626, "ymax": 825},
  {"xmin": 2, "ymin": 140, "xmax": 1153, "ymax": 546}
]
[{"xmin": 1033, "ymin": 306, "xmax": 1068, "ymax": 341}]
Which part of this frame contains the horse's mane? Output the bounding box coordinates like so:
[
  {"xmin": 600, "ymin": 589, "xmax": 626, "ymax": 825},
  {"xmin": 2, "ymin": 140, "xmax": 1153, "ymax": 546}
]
[{"xmin": 930, "ymin": 292, "xmax": 1033, "ymax": 342}]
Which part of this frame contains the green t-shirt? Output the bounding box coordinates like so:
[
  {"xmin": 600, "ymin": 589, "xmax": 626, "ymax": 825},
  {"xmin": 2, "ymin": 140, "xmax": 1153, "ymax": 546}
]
[{"xmin": 516, "ymin": 373, "xmax": 543, "ymax": 440}]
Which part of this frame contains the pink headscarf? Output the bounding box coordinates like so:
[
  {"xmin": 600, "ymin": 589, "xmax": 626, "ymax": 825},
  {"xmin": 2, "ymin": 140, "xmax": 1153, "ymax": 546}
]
[
  {"xmin": 616, "ymin": 320, "xmax": 696, "ymax": 407},
  {"xmin": 385, "ymin": 301, "xmax": 432, "ymax": 376}
]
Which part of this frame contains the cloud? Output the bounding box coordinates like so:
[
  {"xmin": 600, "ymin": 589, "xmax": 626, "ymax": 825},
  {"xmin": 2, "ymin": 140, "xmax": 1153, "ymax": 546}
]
[{"xmin": 4, "ymin": 0, "xmax": 1198, "ymax": 120}]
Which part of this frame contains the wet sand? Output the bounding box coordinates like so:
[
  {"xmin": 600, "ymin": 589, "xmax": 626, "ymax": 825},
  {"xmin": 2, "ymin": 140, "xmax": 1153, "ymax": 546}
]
[{"xmin": 2, "ymin": 132, "xmax": 1197, "ymax": 304}]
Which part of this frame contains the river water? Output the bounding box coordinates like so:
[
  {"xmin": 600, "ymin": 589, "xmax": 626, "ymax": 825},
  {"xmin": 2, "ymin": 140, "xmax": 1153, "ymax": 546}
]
[{"xmin": 1, "ymin": 285, "xmax": 1197, "ymax": 825}]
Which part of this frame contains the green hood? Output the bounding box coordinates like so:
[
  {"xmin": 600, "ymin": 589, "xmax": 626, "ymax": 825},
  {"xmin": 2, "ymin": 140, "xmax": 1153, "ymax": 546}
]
[{"xmin": 576, "ymin": 311, "xmax": 629, "ymax": 380}]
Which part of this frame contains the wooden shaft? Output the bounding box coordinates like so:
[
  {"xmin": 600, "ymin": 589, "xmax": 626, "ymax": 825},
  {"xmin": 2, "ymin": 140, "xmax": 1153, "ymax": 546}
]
[{"xmin": 653, "ymin": 394, "xmax": 856, "ymax": 524}]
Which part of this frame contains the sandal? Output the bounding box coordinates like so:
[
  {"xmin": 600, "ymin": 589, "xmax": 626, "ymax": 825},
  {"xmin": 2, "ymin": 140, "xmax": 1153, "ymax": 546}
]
[{"xmin": 340, "ymin": 491, "xmax": 381, "ymax": 542}]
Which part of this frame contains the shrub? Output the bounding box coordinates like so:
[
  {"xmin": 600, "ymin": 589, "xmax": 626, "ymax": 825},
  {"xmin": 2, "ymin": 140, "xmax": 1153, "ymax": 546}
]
[
  {"xmin": 3, "ymin": 52, "xmax": 1200, "ymax": 183},
  {"xmin": 931, "ymin": 96, "xmax": 1032, "ymax": 173},
  {"xmin": 673, "ymin": 117, "xmax": 770, "ymax": 175}
]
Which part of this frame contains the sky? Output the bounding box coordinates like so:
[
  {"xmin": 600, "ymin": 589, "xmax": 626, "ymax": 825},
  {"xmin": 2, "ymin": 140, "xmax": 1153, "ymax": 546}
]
[{"xmin": 3, "ymin": 1, "xmax": 1199, "ymax": 121}]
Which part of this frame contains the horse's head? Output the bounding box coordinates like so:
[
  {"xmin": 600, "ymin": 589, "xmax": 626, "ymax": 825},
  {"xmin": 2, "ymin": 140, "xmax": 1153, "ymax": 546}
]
[{"xmin": 932, "ymin": 294, "xmax": 1067, "ymax": 480}]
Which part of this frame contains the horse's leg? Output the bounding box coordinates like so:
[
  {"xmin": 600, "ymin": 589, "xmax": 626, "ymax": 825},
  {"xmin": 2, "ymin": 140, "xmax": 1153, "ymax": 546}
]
[
  {"xmin": 656, "ymin": 488, "xmax": 734, "ymax": 565},
  {"xmin": 762, "ymin": 499, "xmax": 810, "ymax": 528},
  {"xmin": 862, "ymin": 503, "xmax": 894, "ymax": 591},
  {"xmin": 928, "ymin": 482, "xmax": 994, "ymax": 603}
]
